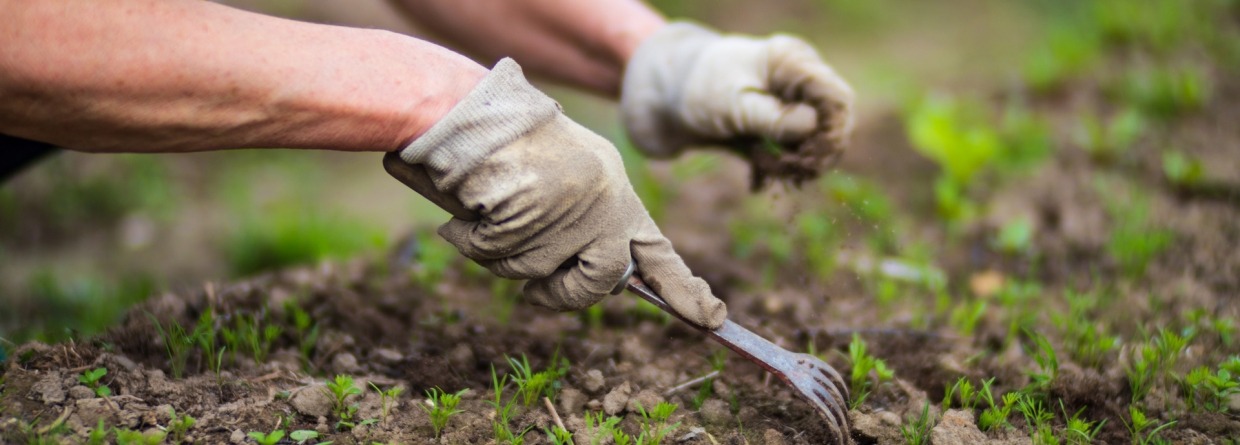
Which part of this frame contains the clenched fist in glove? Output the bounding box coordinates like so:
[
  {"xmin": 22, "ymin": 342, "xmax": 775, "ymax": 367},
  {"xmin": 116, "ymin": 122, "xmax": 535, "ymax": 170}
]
[
  {"xmin": 622, "ymin": 21, "xmax": 855, "ymax": 188},
  {"xmin": 384, "ymin": 58, "xmax": 727, "ymax": 329}
]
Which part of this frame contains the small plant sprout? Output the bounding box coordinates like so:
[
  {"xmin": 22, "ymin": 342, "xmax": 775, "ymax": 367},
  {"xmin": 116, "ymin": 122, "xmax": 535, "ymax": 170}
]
[
  {"xmin": 289, "ymin": 429, "xmax": 326, "ymax": 445},
  {"xmin": 324, "ymin": 375, "xmax": 362, "ymax": 429},
  {"xmin": 636, "ymin": 401, "xmax": 681, "ymax": 445},
  {"xmin": 1013, "ymin": 394, "xmax": 1053, "ymax": 441},
  {"xmin": 165, "ymin": 408, "xmax": 195, "ymax": 443},
  {"xmin": 79, "ymin": 367, "xmax": 111, "ymax": 397},
  {"xmin": 247, "ymin": 429, "xmax": 285, "ymax": 445},
  {"xmin": 286, "ymin": 301, "xmax": 320, "ymax": 370},
  {"xmin": 115, "ymin": 428, "xmax": 166, "ymax": 445},
  {"xmin": 1055, "ymin": 290, "xmax": 1121, "ymax": 369},
  {"xmin": 1126, "ymin": 329, "xmax": 1188, "ymax": 402},
  {"xmin": 148, "ymin": 314, "xmax": 197, "ymax": 379},
  {"xmin": 507, "ymin": 353, "xmax": 568, "ymax": 406},
  {"xmin": 993, "ymin": 218, "xmax": 1035, "ymax": 255},
  {"xmin": 1060, "ymin": 401, "xmax": 1105, "ymax": 445},
  {"xmin": 370, "ymin": 382, "xmax": 405, "ymax": 422},
  {"xmin": 87, "ymin": 419, "xmax": 109, "ymax": 445},
  {"xmin": 1123, "ymin": 406, "xmax": 1175, "ymax": 445},
  {"xmin": 942, "ymin": 377, "xmax": 979, "ymax": 411},
  {"xmin": 976, "ymin": 379, "xmax": 1014, "ymax": 431},
  {"xmin": 900, "ymin": 402, "xmax": 935, "ymax": 445},
  {"xmin": 847, "ymin": 333, "xmax": 895, "ymax": 409},
  {"xmin": 488, "ymin": 364, "xmax": 532, "ymax": 444},
  {"xmin": 1179, "ymin": 356, "xmax": 1240, "ymax": 412},
  {"xmin": 544, "ymin": 425, "xmax": 574, "ymax": 445},
  {"xmin": 421, "ymin": 386, "xmax": 466, "ymax": 439},
  {"xmin": 583, "ymin": 412, "xmax": 622, "ymax": 445},
  {"xmin": 1024, "ymin": 329, "xmax": 1059, "ymax": 394}
]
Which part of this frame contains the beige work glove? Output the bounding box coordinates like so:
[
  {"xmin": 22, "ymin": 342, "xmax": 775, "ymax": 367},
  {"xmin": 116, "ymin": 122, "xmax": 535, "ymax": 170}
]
[
  {"xmin": 621, "ymin": 21, "xmax": 855, "ymax": 188},
  {"xmin": 383, "ymin": 58, "xmax": 726, "ymax": 329}
]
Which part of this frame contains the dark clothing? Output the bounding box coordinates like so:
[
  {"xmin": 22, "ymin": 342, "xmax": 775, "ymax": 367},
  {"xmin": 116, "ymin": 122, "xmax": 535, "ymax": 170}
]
[{"xmin": 0, "ymin": 134, "xmax": 57, "ymax": 182}]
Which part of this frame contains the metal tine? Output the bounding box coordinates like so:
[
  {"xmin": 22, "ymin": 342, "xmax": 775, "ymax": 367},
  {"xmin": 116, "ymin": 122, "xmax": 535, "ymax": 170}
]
[{"xmin": 803, "ymin": 389, "xmax": 846, "ymax": 444}]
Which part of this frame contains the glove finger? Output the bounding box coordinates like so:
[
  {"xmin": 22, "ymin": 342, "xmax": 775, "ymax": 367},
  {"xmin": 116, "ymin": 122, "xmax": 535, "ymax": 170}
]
[
  {"xmin": 733, "ymin": 91, "xmax": 819, "ymax": 142},
  {"xmin": 477, "ymin": 245, "xmax": 574, "ymax": 280},
  {"xmin": 522, "ymin": 237, "xmax": 632, "ymax": 311},
  {"xmin": 631, "ymin": 217, "xmax": 727, "ymax": 329},
  {"xmin": 765, "ymin": 35, "xmax": 855, "ymax": 148},
  {"xmin": 437, "ymin": 217, "xmax": 520, "ymax": 261}
]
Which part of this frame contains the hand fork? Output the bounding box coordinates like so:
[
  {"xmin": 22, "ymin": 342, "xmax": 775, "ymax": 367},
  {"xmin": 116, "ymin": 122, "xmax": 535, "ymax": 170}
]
[{"xmin": 613, "ymin": 262, "xmax": 852, "ymax": 444}]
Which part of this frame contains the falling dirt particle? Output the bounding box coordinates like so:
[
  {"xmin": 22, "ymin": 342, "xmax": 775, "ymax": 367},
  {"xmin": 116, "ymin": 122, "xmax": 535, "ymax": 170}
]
[
  {"xmin": 626, "ymin": 389, "xmax": 664, "ymax": 414},
  {"xmin": 930, "ymin": 409, "xmax": 987, "ymax": 445},
  {"xmin": 699, "ymin": 399, "xmax": 731, "ymax": 426},
  {"xmin": 290, "ymin": 384, "xmax": 334, "ymax": 418},
  {"xmin": 31, "ymin": 372, "xmax": 66, "ymax": 404},
  {"xmin": 582, "ymin": 369, "xmax": 606, "ymax": 394},
  {"xmin": 603, "ymin": 382, "xmax": 632, "ymax": 416},
  {"xmin": 851, "ymin": 410, "xmax": 903, "ymax": 445},
  {"xmin": 559, "ymin": 388, "xmax": 586, "ymax": 414},
  {"xmin": 762, "ymin": 428, "xmax": 787, "ymax": 445}
]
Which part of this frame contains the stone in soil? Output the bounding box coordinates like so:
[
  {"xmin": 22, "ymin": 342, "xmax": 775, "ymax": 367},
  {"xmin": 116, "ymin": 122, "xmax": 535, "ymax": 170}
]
[
  {"xmin": 290, "ymin": 384, "xmax": 334, "ymax": 418},
  {"xmin": 603, "ymin": 381, "xmax": 632, "ymax": 416},
  {"xmin": 582, "ymin": 368, "xmax": 606, "ymax": 394},
  {"xmin": 699, "ymin": 399, "xmax": 731, "ymax": 426},
  {"xmin": 931, "ymin": 409, "xmax": 987, "ymax": 445},
  {"xmin": 31, "ymin": 371, "xmax": 66, "ymax": 404},
  {"xmin": 851, "ymin": 410, "xmax": 903, "ymax": 445},
  {"xmin": 558, "ymin": 387, "xmax": 586, "ymax": 414},
  {"xmin": 626, "ymin": 388, "xmax": 664, "ymax": 414}
]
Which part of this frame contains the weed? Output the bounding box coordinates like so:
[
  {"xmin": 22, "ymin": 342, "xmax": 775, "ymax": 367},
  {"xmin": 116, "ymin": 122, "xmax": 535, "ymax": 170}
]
[
  {"xmin": 691, "ymin": 350, "xmax": 728, "ymax": 410},
  {"xmin": 900, "ymin": 402, "xmax": 935, "ymax": 445},
  {"xmin": 1179, "ymin": 356, "xmax": 1240, "ymax": 412},
  {"xmin": 544, "ymin": 425, "xmax": 575, "ymax": 445},
  {"xmin": 1126, "ymin": 329, "xmax": 1188, "ymax": 402},
  {"xmin": 79, "ymin": 367, "xmax": 112, "ymax": 397},
  {"xmin": 1059, "ymin": 401, "xmax": 1105, "ymax": 445},
  {"xmin": 489, "ymin": 364, "xmax": 532, "ymax": 445},
  {"xmin": 1100, "ymin": 187, "xmax": 1172, "ymax": 279},
  {"xmin": 583, "ymin": 412, "xmax": 622, "ymax": 445},
  {"xmin": 289, "ymin": 429, "xmax": 328, "ymax": 444},
  {"xmin": 507, "ymin": 354, "xmax": 568, "ymax": 406},
  {"xmin": 1055, "ymin": 290, "xmax": 1121, "ymax": 369},
  {"xmin": 635, "ymin": 401, "xmax": 680, "ymax": 445},
  {"xmin": 1162, "ymin": 150, "xmax": 1205, "ymax": 189},
  {"xmin": 1122, "ymin": 406, "xmax": 1175, "ymax": 445},
  {"xmin": 238, "ymin": 314, "xmax": 283, "ymax": 364},
  {"xmin": 192, "ymin": 310, "xmax": 221, "ymax": 374},
  {"xmin": 942, "ymin": 377, "xmax": 979, "ymax": 411},
  {"xmin": 115, "ymin": 428, "xmax": 167, "ymax": 445},
  {"xmin": 324, "ymin": 375, "xmax": 362, "ymax": 429},
  {"xmin": 978, "ymin": 390, "xmax": 1017, "ymax": 432},
  {"xmin": 165, "ymin": 408, "xmax": 195, "ymax": 443},
  {"xmin": 1074, "ymin": 107, "xmax": 1144, "ymax": 164},
  {"xmin": 1024, "ymin": 329, "xmax": 1059, "ymax": 394},
  {"xmin": 286, "ymin": 301, "xmax": 320, "ymax": 370},
  {"xmin": 993, "ymin": 218, "xmax": 1035, "ymax": 255},
  {"xmin": 847, "ymin": 333, "xmax": 894, "ymax": 409},
  {"xmin": 949, "ymin": 299, "xmax": 987, "ymax": 337},
  {"xmin": 87, "ymin": 419, "xmax": 109, "ymax": 445},
  {"xmin": 1116, "ymin": 66, "xmax": 1210, "ymax": 119},
  {"xmin": 421, "ymin": 387, "xmax": 466, "ymax": 439},
  {"xmin": 148, "ymin": 314, "xmax": 196, "ymax": 379},
  {"xmin": 1014, "ymin": 395, "xmax": 1053, "ymax": 435},
  {"xmin": 1024, "ymin": 22, "xmax": 1103, "ymax": 93},
  {"xmin": 370, "ymin": 382, "xmax": 405, "ymax": 422},
  {"xmin": 247, "ymin": 429, "xmax": 285, "ymax": 445}
]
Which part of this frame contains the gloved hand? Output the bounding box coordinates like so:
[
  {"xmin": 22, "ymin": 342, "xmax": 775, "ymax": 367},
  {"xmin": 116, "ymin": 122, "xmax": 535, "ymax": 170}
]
[
  {"xmin": 383, "ymin": 58, "xmax": 727, "ymax": 329},
  {"xmin": 621, "ymin": 21, "xmax": 855, "ymax": 188}
]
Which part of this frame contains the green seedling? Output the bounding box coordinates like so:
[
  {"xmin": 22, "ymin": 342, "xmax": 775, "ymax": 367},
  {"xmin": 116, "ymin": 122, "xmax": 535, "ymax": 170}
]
[
  {"xmin": 248, "ymin": 429, "xmax": 285, "ymax": 445},
  {"xmin": 87, "ymin": 419, "xmax": 109, "ymax": 445},
  {"xmin": 324, "ymin": 375, "xmax": 362, "ymax": 429},
  {"xmin": 1055, "ymin": 290, "xmax": 1121, "ymax": 369},
  {"xmin": 692, "ymin": 349, "xmax": 729, "ymax": 410},
  {"xmin": 1014, "ymin": 395, "xmax": 1053, "ymax": 438},
  {"xmin": 636, "ymin": 401, "xmax": 680, "ymax": 445},
  {"xmin": 1179, "ymin": 356, "xmax": 1240, "ymax": 412},
  {"xmin": 1060, "ymin": 401, "xmax": 1105, "ymax": 445},
  {"xmin": 847, "ymin": 333, "xmax": 894, "ymax": 409},
  {"xmin": 900, "ymin": 402, "xmax": 935, "ymax": 445},
  {"xmin": 1117, "ymin": 66, "xmax": 1210, "ymax": 119},
  {"xmin": 949, "ymin": 299, "xmax": 987, "ymax": 337},
  {"xmin": 583, "ymin": 412, "xmax": 622, "ymax": 445},
  {"xmin": 544, "ymin": 425, "xmax": 574, "ymax": 445},
  {"xmin": 420, "ymin": 386, "xmax": 466, "ymax": 439},
  {"xmin": 1074, "ymin": 107, "xmax": 1144, "ymax": 164},
  {"xmin": 166, "ymin": 408, "xmax": 195, "ymax": 444},
  {"xmin": 1122, "ymin": 406, "xmax": 1175, "ymax": 445},
  {"xmin": 370, "ymin": 382, "xmax": 405, "ymax": 422},
  {"xmin": 115, "ymin": 428, "xmax": 167, "ymax": 445},
  {"xmin": 993, "ymin": 218, "xmax": 1035, "ymax": 255},
  {"xmin": 149, "ymin": 314, "xmax": 197, "ymax": 379},
  {"xmin": 489, "ymin": 364, "xmax": 531, "ymax": 445},
  {"xmin": 1102, "ymin": 190, "xmax": 1172, "ymax": 279},
  {"xmin": 79, "ymin": 367, "xmax": 112, "ymax": 397},
  {"xmin": 234, "ymin": 314, "xmax": 283, "ymax": 364},
  {"xmin": 289, "ymin": 429, "xmax": 332, "ymax": 445},
  {"xmin": 978, "ymin": 390, "xmax": 1017, "ymax": 432},
  {"xmin": 1024, "ymin": 329, "xmax": 1059, "ymax": 394},
  {"xmin": 1162, "ymin": 150, "xmax": 1205, "ymax": 189},
  {"xmin": 286, "ymin": 301, "xmax": 321, "ymax": 370},
  {"xmin": 192, "ymin": 310, "xmax": 219, "ymax": 375},
  {"xmin": 507, "ymin": 354, "xmax": 568, "ymax": 406},
  {"xmin": 942, "ymin": 377, "xmax": 979, "ymax": 411},
  {"xmin": 1126, "ymin": 329, "xmax": 1188, "ymax": 402}
]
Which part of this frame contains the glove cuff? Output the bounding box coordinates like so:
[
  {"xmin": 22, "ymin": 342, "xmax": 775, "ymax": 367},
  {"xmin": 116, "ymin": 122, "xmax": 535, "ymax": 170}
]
[
  {"xmin": 399, "ymin": 58, "xmax": 560, "ymax": 189},
  {"xmin": 620, "ymin": 21, "xmax": 721, "ymax": 158}
]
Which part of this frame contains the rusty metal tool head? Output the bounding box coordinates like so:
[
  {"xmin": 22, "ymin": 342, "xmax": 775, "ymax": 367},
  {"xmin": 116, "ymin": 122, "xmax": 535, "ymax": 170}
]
[{"xmin": 613, "ymin": 262, "xmax": 852, "ymax": 444}]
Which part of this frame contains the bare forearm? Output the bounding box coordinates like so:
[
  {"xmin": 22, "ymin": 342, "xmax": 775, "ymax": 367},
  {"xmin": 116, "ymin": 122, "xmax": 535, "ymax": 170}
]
[
  {"xmin": 0, "ymin": 0, "xmax": 485, "ymax": 153},
  {"xmin": 391, "ymin": 0, "xmax": 666, "ymax": 97}
]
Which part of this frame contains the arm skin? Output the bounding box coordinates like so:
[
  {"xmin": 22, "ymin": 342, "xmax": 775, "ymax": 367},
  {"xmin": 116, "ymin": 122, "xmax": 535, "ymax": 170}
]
[
  {"xmin": 0, "ymin": 0, "xmax": 486, "ymax": 153},
  {"xmin": 389, "ymin": 0, "xmax": 668, "ymax": 98}
]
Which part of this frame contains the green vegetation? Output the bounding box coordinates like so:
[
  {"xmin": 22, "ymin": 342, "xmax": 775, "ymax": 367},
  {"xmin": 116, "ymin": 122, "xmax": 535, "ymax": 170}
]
[
  {"xmin": 221, "ymin": 313, "xmax": 283, "ymax": 365},
  {"xmin": 1162, "ymin": 150, "xmax": 1205, "ymax": 189},
  {"xmin": 1024, "ymin": 329, "xmax": 1060, "ymax": 394},
  {"xmin": 899, "ymin": 402, "xmax": 934, "ymax": 445},
  {"xmin": 1122, "ymin": 406, "xmax": 1175, "ymax": 445},
  {"xmin": 583, "ymin": 412, "xmax": 622, "ymax": 445},
  {"xmin": 226, "ymin": 208, "xmax": 386, "ymax": 277},
  {"xmin": 371, "ymin": 382, "xmax": 405, "ymax": 423},
  {"xmin": 420, "ymin": 387, "xmax": 466, "ymax": 439},
  {"xmin": 289, "ymin": 429, "xmax": 328, "ymax": 445},
  {"xmin": 1101, "ymin": 187, "xmax": 1173, "ymax": 279},
  {"xmin": 624, "ymin": 401, "xmax": 681, "ymax": 445},
  {"xmin": 247, "ymin": 429, "xmax": 285, "ymax": 445},
  {"xmin": 1179, "ymin": 356, "xmax": 1240, "ymax": 413},
  {"xmin": 1074, "ymin": 107, "xmax": 1144, "ymax": 164},
  {"xmin": 166, "ymin": 409, "xmax": 196, "ymax": 444},
  {"xmin": 543, "ymin": 425, "xmax": 574, "ymax": 445},
  {"xmin": 1126, "ymin": 329, "xmax": 1188, "ymax": 402},
  {"xmin": 87, "ymin": 419, "xmax": 109, "ymax": 445},
  {"xmin": 11, "ymin": 270, "xmax": 154, "ymax": 344},
  {"xmin": 1060, "ymin": 402, "xmax": 1105, "ymax": 445},
  {"xmin": 324, "ymin": 375, "xmax": 362, "ymax": 430},
  {"xmin": 507, "ymin": 354, "xmax": 569, "ymax": 407},
  {"xmin": 115, "ymin": 428, "xmax": 167, "ymax": 445},
  {"xmin": 489, "ymin": 364, "xmax": 533, "ymax": 445},
  {"xmin": 847, "ymin": 333, "xmax": 894, "ymax": 409},
  {"xmin": 149, "ymin": 314, "xmax": 196, "ymax": 379},
  {"xmin": 1054, "ymin": 290, "xmax": 1121, "ymax": 369},
  {"xmin": 79, "ymin": 367, "xmax": 111, "ymax": 397}
]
